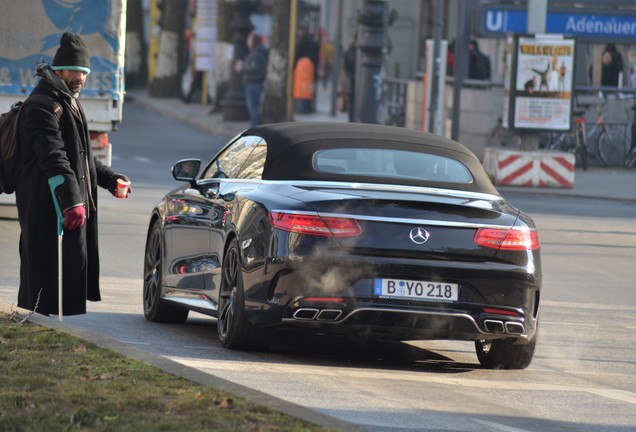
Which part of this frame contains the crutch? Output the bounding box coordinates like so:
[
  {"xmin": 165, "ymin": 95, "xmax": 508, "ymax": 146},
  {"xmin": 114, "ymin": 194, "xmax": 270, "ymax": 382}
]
[{"xmin": 48, "ymin": 175, "xmax": 65, "ymax": 322}]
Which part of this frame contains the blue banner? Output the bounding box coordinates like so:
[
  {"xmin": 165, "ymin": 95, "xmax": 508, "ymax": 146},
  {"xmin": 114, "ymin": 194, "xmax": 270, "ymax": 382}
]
[{"xmin": 481, "ymin": 6, "xmax": 636, "ymax": 41}]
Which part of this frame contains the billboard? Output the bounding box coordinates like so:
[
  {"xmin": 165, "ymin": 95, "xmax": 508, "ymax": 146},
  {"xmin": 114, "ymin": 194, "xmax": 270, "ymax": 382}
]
[{"xmin": 509, "ymin": 34, "xmax": 575, "ymax": 132}]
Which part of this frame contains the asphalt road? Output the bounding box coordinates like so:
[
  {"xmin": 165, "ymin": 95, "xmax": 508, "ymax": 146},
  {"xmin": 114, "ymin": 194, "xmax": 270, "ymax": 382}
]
[{"xmin": 1, "ymin": 103, "xmax": 635, "ymax": 432}]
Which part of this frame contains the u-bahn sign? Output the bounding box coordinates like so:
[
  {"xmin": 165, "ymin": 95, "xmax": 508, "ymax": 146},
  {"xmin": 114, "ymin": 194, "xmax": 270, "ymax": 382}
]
[{"xmin": 478, "ymin": 4, "xmax": 636, "ymax": 42}]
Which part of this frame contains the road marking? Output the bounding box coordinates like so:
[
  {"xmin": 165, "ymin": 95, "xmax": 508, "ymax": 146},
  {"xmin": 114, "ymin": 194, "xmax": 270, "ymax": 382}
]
[
  {"xmin": 182, "ymin": 345, "xmax": 225, "ymax": 350},
  {"xmin": 541, "ymin": 321, "xmax": 600, "ymax": 328},
  {"xmin": 542, "ymin": 300, "xmax": 636, "ymax": 311},
  {"xmin": 169, "ymin": 357, "xmax": 636, "ymax": 406},
  {"xmin": 120, "ymin": 340, "xmax": 151, "ymax": 346},
  {"xmin": 471, "ymin": 419, "xmax": 535, "ymax": 432},
  {"xmin": 133, "ymin": 156, "xmax": 152, "ymax": 163}
]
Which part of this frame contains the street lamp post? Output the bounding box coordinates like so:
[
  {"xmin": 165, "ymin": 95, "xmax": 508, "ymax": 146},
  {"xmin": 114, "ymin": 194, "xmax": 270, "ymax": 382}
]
[
  {"xmin": 353, "ymin": 0, "xmax": 396, "ymax": 124},
  {"xmin": 221, "ymin": 0, "xmax": 257, "ymax": 122}
]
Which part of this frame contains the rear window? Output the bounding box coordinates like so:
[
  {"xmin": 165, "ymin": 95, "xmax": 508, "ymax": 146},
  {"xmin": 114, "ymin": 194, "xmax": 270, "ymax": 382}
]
[{"xmin": 313, "ymin": 148, "xmax": 473, "ymax": 184}]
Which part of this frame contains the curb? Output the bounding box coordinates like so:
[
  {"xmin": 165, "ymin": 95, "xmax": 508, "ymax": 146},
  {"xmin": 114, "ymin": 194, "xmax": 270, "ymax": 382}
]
[
  {"xmin": 496, "ymin": 184, "xmax": 636, "ymax": 203},
  {"xmin": 0, "ymin": 302, "xmax": 369, "ymax": 432}
]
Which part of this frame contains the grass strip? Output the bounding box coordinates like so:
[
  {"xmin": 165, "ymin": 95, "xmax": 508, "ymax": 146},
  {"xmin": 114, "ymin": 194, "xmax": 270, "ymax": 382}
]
[{"xmin": 0, "ymin": 312, "xmax": 332, "ymax": 432}]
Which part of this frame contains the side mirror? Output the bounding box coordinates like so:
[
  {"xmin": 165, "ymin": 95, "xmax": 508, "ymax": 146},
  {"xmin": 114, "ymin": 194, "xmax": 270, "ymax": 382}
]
[{"xmin": 172, "ymin": 159, "xmax": 201, "ymax": 182}]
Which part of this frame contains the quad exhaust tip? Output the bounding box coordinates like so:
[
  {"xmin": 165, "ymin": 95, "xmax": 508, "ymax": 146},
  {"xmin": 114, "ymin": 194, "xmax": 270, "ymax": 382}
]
[
  {"xmin": 484, "ymin": 319, "xmax": 525, "ymax": 335},
  {"xmin": 505, "ymin": 322, "xmax": 525, "ymax": 334},
  {"xmin": 293, "ymin": 308, "xmax": 342, "ymax": 321},
  {"xmin": 484, "ymin": 320, "xmax": 505, "ymax": 333},
  {"xmin": 317, "ymin": 309, "xmax": 342, "ymax": 321},
  {"xmin": 293, "ymin": 308, "xmax": 319, "ymax": 320}
]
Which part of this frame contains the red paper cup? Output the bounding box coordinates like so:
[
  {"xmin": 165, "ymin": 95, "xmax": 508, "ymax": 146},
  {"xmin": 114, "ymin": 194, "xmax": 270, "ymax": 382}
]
[{"xmin": 115, "ymin": 179, "xmax": 130, "ymax": 198}]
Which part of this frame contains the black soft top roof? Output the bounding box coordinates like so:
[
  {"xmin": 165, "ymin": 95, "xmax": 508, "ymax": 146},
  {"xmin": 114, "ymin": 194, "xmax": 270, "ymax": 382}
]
[{"xmin": 242, "ymin": 122, "xmax": 499, "ymax": 195}]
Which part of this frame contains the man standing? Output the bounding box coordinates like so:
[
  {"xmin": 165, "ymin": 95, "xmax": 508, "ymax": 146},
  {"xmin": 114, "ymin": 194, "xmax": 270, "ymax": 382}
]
[
  {"xmin": 16, "ymin": 33, "xmax": 131, "ymax": 317},
  {"xmin": 240, "ymin": 32, "xmax": 268, "ymax": 127},
  {"xmin": 468, "ymin": 40, "xmax": 491, "ymax": 81}
]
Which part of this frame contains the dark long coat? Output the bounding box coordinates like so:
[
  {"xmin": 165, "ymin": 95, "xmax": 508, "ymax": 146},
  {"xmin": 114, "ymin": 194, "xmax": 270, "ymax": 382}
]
[{"xmin": 16, "ymin": 67, "xmax": 116, "ymax": 316}]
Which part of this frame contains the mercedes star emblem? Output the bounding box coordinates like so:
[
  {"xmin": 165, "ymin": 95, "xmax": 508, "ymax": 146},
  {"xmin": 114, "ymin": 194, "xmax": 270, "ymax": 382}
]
[{"xmin": 409, "ymin": 227, "xmax": 430, "ymax": 244}]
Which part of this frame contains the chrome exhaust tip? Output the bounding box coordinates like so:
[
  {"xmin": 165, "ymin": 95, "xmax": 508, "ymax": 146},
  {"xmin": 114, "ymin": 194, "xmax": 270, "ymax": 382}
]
[
  {"xmin": 505, "ymin": 322, "xmax": 525, "ymax": 335},
  {"xmin": 484, "ymin": 320, "xmax": 505, "ymax": 333},
  {"xmin": 293, "ymin": 308, "xmax": 319, "ymax": 320},
  {"xmin": 316, "ymin": 309, "xmax": 342, "ymax": 321}
]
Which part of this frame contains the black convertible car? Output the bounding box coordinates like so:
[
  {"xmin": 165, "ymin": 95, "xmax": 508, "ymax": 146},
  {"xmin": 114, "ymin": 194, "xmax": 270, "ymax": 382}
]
[{"xmin": 143, "ymin": 122, "xmax": 541, "ymax": 369}]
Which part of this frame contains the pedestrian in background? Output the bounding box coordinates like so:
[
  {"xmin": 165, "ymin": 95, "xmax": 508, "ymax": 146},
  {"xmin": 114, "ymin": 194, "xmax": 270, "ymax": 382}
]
[
  {"xmin": 340, "ymin": 38, "xmax": 357, "ymax": 121},
  {"xmin": 600, "ymin": 44, "xmax": 624, "ymax": 87},
  {"xmin": 468, "ymin": 39, "xmax": 491, "ymax": 80},
  {"xmin": 16, "ymin": 33, "xmax": 131, "ymax": 317},
  {"xmin": 295, "ymin": 26, "xmax": 320, "ymax": 84},
  {"xmin": 239, "ymin": 32, "xmax": 268, "ymax": 126}
]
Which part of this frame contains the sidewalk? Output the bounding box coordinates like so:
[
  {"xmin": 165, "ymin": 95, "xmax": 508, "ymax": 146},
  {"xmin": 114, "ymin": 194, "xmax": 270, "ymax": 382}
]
[
  {"xmin": 126, "ymin": 85, "xmax": 636, "ymax": 203},
  {"xmin": 124, "ymin": 85, "xmax": 348, "ymax": 140}
]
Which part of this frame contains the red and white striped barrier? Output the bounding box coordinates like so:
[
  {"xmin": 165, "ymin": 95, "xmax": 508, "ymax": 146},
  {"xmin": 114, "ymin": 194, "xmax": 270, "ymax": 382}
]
[{"xmin": 483, "ymin": 148, "xmax": 575, "ymax": 188}]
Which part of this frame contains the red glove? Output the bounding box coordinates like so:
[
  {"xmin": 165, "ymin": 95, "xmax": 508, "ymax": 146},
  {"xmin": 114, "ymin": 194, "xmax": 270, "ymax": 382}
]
[{"xmin": 63, "ymin": 206, "xmax": 86, "ymax": 230}]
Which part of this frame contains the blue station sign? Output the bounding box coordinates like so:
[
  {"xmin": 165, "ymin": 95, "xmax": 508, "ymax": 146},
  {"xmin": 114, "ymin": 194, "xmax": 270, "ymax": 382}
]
[{"xmin": 479, "ymin": 5, "xmax": 636, "ymax": 42}]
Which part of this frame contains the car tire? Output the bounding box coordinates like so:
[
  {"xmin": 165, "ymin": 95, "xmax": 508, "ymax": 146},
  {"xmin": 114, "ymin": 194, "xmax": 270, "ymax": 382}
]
[
  {"xmin": 217, "ymin": 238, "xmax": 272, "ymax": 350},
  {"xmin": 475, "ymin": 331, "xmax": 537, "ymax": 370},
  {"xmin": 143, "ymin": 219, "xmax": 189, "ymax": 323}
]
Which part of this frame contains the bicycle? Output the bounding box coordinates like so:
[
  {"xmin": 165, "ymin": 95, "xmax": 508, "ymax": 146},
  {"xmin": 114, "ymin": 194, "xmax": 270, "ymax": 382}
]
[
  {"xmin": 584, "ymin": 94, "xmax": 631, "ymax": 167},
  {"xmin": 545, "ymin": 109, "xmax": 588, "ymax": 170},
  {"xmin": 548, "ymin": 94, "xmax": 630, "ymax": 169}
]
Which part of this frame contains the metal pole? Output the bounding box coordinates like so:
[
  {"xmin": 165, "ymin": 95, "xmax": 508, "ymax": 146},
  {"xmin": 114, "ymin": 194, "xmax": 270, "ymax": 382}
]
[
  {"xmin": 221, "ymin": 0, "xmax": 255, "ymax": 121},
  {"xmin": 525, "ymin": 0, "xmax": 548, "ymax": 150},
  {"xmin": 527, "ymin": 0, "xmax": 547, "ymax": 34},
  {"xmin": 57, "ymin": 234, "xmax": 62, "ymax": 321},
  {"xmin": 451, "ymin": 0, "xmax": 473, "ymax": 141},
  {"xmin": 354, "ymin": 0, "xmax": 390, "ymax": 124},
  {"xmin": 48, "ymin": 175, "xmax": 65, "ymax": 322},
  {"xmin": 428, "ymin": 0, "xmax": 443, "ymax": 133},
  {"xmin": 330, "ymin": 0, "xmax": 343, "ymax": 116},
  {"xmin": 287, "ymin": 0, "xmax": 298, "ymax": 122}
]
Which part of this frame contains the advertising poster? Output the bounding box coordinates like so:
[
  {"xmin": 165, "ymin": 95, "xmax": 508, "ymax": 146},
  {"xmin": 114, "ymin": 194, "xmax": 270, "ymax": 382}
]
[{"xmin": 511, "ymin": 35, "xmax": 575, "ymax": 131}]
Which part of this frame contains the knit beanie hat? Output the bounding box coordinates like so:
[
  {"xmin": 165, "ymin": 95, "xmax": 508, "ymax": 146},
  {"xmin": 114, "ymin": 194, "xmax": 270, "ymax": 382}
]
[{"xmin": 52, "ymin": 32, "xmax": 91, "ymax": 74}]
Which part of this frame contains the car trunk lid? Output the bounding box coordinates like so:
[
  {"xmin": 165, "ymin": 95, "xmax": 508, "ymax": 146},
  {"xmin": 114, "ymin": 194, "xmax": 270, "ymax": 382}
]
[{"xmin": 280, "ymin": 182, "xmax": 520, "ymax": 260}]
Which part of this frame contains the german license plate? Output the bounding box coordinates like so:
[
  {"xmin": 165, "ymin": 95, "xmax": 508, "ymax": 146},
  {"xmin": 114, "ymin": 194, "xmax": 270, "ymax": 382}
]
[{"xmin": 373, "ymin": 278, "xmax": 458, "ymax": 302}]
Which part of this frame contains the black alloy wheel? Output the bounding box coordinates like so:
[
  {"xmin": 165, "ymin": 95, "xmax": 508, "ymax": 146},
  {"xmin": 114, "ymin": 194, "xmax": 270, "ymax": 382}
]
[
  {"xmin": 217, "ymin": 238, "xmax": 272, "ymax": 350},
  {"xmin": 143, "ymin": 220, "xmax": 189, "ymax": 323}
]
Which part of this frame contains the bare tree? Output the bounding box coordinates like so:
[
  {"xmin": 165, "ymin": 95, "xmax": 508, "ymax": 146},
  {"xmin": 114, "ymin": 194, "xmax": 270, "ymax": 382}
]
[
  {"xmin": 262, "ymin": 0, "xmax": 292, "ymax": 123},
  {"xmin": 150, "ymin": 0, "xmax": 188, "ymax": 98},
  {"xmin": 211, "ymin": 0, "xmax": 234, "ymax": 112}
]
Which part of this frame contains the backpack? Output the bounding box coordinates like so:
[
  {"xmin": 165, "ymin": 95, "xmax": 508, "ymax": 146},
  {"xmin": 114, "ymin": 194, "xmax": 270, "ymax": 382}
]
[
  {"xmin": 0, "ymin": 94, "xmax": 61, "ymax": 194},
  {"xmin": 476, "ymin": 52, "xmax": 491, "ymax": 80}
]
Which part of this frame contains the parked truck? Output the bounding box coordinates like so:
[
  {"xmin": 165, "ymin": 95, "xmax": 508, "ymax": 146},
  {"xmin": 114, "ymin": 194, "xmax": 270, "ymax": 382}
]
[{"xmin": 0, "ymin": 0, "xmax": 127, "ymax": 166}]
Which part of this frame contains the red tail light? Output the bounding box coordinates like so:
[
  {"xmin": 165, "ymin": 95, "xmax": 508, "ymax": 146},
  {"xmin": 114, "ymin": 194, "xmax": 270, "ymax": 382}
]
[
  {"xmin": 269, "ymin": 211, "xmax": 362, "ymax": 238},
  {"xmin": 483, "ymin": 307, "xmax": 521, "ymax": 316},
  {"xmin": 474, "ymin": 227, "xmax": 540, "ymax": 250}
]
